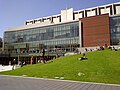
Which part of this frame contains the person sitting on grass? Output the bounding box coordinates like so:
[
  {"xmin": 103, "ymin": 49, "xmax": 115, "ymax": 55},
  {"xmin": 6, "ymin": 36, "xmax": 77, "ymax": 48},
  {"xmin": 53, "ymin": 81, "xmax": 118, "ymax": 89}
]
[{"xmin": 79, "ymin": 53, "xmax": 88, "ymax": 60}]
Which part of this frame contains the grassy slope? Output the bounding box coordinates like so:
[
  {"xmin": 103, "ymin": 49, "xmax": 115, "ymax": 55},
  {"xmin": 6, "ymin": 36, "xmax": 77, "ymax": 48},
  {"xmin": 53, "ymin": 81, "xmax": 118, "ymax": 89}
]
[{"xmin": 0, "ymin": 49, "xmax": 120, "ymax": 84}]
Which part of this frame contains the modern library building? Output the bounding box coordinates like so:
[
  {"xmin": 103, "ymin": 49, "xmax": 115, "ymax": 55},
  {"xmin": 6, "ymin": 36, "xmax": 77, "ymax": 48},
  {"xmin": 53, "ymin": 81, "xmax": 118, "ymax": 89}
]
[{"xmin": 1, "ymin": 2, "xmax": 120, "ymax": 64}]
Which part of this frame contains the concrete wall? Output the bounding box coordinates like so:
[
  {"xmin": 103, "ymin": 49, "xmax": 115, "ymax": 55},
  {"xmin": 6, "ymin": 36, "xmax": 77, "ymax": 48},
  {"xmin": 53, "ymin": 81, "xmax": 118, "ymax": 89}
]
[
  {"xmin": 61, "ymin": 8, "xmax": 73, "ymax": 22},
  {"xmin": 116, "ymin": 5, "xmax": 120, "ymax": 14},
  {"xmin": 6, "ymin": 2, "xmax": 120, "ymax": 33},
  {"xmin": 79, "ymin": 21, "xmax": 82, "ymax": 47},
  {"xmin": 53, "ymin": 16, "xmax": 60, "ymax": 23},
  {"xmin": 25, "ymin": 2, "xmax": 120, "ymax": 25}
]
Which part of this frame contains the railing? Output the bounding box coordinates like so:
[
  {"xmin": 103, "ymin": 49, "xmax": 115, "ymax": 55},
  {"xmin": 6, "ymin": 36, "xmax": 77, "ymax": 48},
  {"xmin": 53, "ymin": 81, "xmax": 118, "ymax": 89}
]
[{"xmin": 0, "ymin": 52, "xmax": 10, "ymax": 57}]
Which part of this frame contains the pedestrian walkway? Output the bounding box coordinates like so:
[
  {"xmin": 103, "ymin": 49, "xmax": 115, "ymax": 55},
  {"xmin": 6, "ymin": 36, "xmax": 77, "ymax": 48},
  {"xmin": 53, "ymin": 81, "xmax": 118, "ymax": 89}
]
[
  {"xmin": 0, "ymin": 75, "xmax": 120, "ymax": 90},
  {"xmin": 0, "ymin": 64, "xmax": 21, "ymax": 72},
  {"xmin": 0, "ymin": 65, "xmax": 12, "ymax": 72}
]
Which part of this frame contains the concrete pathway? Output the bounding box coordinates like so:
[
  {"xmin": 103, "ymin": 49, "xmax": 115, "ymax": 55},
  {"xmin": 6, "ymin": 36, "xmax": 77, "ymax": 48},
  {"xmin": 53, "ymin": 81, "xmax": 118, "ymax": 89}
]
[
  {"xmin": 0, "ymin": 65, "xmax": 21, "ymax": 72},
  {"xmin": 0, "ymin": 75, "xmax": 120, "ymax": 90},
  {"xmin": 0, "ymin": 65, "xmax": 12, "ymax": 72}
]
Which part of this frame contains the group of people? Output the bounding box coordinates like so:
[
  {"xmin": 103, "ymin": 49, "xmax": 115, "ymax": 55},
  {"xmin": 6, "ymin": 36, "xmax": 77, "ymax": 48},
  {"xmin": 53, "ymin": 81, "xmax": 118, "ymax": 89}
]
[{"xmin": 12, "ymin": 59, "xmax": 26, "ymax": 70}]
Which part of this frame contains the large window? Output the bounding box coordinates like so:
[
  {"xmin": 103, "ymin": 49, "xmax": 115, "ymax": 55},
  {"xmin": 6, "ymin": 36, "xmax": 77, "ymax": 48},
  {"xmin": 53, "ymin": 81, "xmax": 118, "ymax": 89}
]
[
  {"xmin": 4, "ymin": 21, "xmax": 79, "ymax": 44},
  {"xmin": 4, "ymin": 21, "xmax": 79, "ymax": 53},
  {"xmin": 110, "ymin": 16, "xmax": 120, "ymax": 45}
]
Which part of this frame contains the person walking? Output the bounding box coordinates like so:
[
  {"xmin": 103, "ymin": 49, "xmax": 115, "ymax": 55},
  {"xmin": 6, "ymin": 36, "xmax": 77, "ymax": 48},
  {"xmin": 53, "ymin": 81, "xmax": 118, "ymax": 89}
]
[{"xmin": 12, "ymin": 59, "xmax": 16, "ymax": 70}]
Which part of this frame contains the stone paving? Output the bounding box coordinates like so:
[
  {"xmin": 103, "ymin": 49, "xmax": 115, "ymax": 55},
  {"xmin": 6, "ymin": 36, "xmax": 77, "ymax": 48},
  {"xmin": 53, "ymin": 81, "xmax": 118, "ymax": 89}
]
[{"xmin": 0, "ymin": 75, "xmax": 120, "ymax": 90}]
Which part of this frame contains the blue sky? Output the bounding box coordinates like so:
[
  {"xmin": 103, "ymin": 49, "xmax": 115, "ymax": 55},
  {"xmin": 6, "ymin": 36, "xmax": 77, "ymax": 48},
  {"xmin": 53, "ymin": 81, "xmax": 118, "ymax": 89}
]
[{"xmin": 0, "ymin": 0, "xmax": 120, "ymax": 38}]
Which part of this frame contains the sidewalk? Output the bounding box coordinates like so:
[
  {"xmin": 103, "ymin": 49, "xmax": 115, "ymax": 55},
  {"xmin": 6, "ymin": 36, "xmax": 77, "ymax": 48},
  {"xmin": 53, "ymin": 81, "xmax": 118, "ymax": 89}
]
[
  {"xmin": 0, "ymin": 65, "xmax": 13, "ymax": 72},
  {"xmin": 0, "ymin": 75, "xmax": 120, "ymax": 90}
]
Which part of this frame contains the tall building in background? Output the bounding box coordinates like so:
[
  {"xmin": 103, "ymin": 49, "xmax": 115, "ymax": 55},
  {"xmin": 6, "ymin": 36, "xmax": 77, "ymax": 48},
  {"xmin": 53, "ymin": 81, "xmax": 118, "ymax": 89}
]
[{"xmin": 1, "ymin": 2, "xmax": 120, "ymax": 64}]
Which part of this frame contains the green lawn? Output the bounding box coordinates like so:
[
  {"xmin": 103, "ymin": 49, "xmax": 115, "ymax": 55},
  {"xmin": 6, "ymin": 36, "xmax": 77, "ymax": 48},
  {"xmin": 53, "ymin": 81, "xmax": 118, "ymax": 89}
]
[{"xmin": 0, "ymin": 49, "xmax": 120, "ymax": 84}]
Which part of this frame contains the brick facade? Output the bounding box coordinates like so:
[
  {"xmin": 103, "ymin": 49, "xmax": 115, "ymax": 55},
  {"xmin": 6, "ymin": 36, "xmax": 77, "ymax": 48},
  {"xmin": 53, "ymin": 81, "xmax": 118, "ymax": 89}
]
[{"xmin": 80, "ymin": 14, "xmax": 110, "ymax": 47}]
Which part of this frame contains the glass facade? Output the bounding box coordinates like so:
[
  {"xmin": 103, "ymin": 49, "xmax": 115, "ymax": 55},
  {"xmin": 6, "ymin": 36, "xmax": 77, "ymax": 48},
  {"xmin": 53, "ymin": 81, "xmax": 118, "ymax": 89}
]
[
  {"xmin": 4, "ymin": 21, "xmax": 79, "ymax": 54},
  {"xmin": 110, "ymin": 16, "xmax": 120, "ymax": 45}
]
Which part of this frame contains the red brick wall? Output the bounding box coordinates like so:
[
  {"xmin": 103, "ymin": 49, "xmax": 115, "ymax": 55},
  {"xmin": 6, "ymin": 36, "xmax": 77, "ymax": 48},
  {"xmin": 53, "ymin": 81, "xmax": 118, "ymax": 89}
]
[{"xmin": 80, "ymin": 14, "xmax": 110, "ymax": 47}]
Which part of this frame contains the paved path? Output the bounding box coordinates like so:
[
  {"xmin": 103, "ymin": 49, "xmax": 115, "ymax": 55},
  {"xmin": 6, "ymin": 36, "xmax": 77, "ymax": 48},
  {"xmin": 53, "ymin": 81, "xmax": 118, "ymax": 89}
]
[
  {"xmin": 0, "ymin": 65, "xmax": 12, "ymax": 72},
  {"xmin": 0, "ymin": 75, "xmax": 120, "ymax": 90}
]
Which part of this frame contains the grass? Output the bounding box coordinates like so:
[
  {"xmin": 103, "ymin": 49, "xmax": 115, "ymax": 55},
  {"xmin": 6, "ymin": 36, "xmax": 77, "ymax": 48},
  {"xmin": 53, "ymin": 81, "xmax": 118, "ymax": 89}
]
[{"xmin": 0, "ymin": 49, "xmax": 120, "ymax": 84}]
